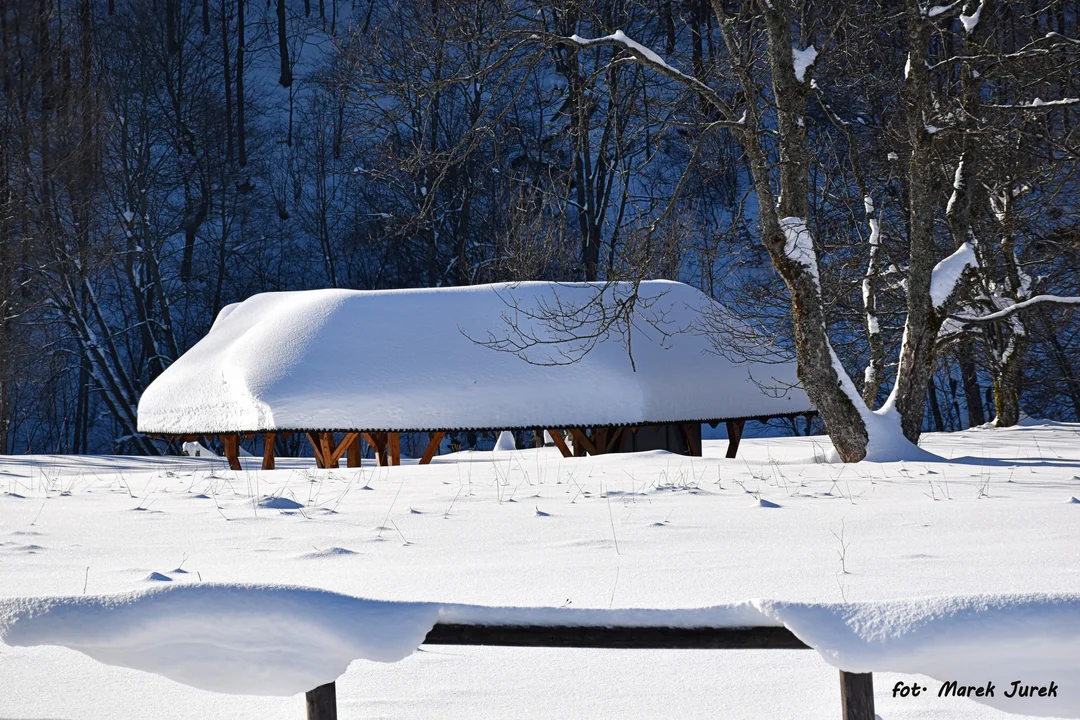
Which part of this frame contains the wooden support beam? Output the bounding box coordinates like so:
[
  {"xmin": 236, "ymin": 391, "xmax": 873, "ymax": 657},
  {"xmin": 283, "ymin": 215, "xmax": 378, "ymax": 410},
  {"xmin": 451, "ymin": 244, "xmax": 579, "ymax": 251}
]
[
  {"xmin": 839, "ymin": 671, "xmax": 875, "ymax": 720},
  {"xmin": 547, "ymin": 430, "xmax": 572, "ymax": 458},
  {"xmin": 680, "ymin": 424, "xmax": 701, "ymax": 457},
  {"xmin": 221, "ymin": 434, "xmax": 242, "ymax": 471},
  {"xmin": 725, "ymin": 419, "xmax": 746, "ymax": 459},
  {"xmin": 306, "ymin": 432, "xmax": 324, "ymax": 468},
  {"xmin": 419, "ymin": 432, "xmax": 445, "ymax": 465},
  {"xmin": 305, "ymin": 681, "xmax": 337, "ymax": 720},
  {"xmin": 605, "ymin": 427, "xmax": 626, "ymax": 453},
  {"xmin": 568, "ymin": 428, "xmax": 596, "ymax": 456},
  {"xmin": 328, "ymin": 433, "xmax": 358, "ymax": 467},
  {"xmin": 262, "ymin": 433, "xmax": 276, "ymax": 471},
  {"xmin": 346, "ymin": 433, "xmax": 362, "ymax": 468},
  {"xmin": 388, "ymin": 432, "xmax": 401, "ymax": 466}
]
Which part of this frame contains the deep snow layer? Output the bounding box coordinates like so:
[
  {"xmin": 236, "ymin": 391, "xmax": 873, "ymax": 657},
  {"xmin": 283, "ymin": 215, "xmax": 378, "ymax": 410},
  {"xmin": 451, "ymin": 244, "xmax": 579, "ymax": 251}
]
[
  {"xmin": 1, "ymin": 422, "xmax": 1078, "ymax": 719},
  {"xmin": 136, "ymin": 281, "xmax": 810, "ymax": 433},
  {"xmin": 0, "ymin": 585, "xmax": 436, "ymax": 696},
  {"xmin": 3, "ymin": 584, "xmax": 1079, "ymax": 717}
]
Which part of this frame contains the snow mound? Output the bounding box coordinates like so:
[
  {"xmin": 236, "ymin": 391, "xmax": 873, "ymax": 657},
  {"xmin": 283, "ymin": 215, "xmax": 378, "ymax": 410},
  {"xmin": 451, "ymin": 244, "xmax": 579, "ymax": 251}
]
[
  {"xmin": 754, "ymin": 594, "xmax": 1080, "ymax": 717},
  {"xmin": 258, "ymin": 496, "xmax": 304, "ymax": 510},
  {"xmin": 137, "ymin": 282, "xmax": 811, "ymax": 434},
  {"xmin": 298, "ymin": 547, "xmax": 359, "ymax": 559},
  {"xmin": 493, "ymin": 431, "xmax": 517, "ymax": 452},
  {"xmin": 0, "ymin": 584, "xmax": 439, "ymax": 696}
]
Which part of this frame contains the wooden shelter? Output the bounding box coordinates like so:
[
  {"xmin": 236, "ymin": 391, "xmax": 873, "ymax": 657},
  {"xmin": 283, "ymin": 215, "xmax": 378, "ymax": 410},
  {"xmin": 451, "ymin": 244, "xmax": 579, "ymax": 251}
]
[{"xmin": 138, "ymin": 282, "xmax": 814, "ymax": 470}]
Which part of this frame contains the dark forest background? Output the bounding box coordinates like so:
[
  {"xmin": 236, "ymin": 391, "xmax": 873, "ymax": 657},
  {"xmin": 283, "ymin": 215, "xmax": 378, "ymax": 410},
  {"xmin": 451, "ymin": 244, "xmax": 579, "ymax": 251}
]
[{"xmin": 2, "ymin": 0, "xmax": 1079, "ymax": 454}]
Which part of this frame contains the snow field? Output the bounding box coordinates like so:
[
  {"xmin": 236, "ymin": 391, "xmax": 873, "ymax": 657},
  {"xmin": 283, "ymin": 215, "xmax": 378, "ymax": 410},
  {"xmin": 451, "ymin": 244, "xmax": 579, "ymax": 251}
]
[{"xmin": 0, "ymin": 422, "xmax": 1078, "ymax": 718}]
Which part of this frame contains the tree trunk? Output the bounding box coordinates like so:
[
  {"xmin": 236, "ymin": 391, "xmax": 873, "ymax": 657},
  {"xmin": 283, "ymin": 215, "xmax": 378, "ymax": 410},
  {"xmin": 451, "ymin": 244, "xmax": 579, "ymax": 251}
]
[
  {"xmin": 993, "ymin": 337, "xmax": 1024, "ymax": 427},
  {"xmin": 708, "ymin": 0, "xmax": 871, "ymax": 461},
  {"xmin": 957, "ymin": 339, "xmax": 985, "ymax": 427},
  {"xmin": 277, "ymin": 0, "xmax": 291, "ymax": 87},
  {"xmin": 890, "ymin": 3, "xmax": 945, "ymax": 443},
  {"xmin": 1041, "ymin": 312, "xmax": 1080, "ymax": 420},
  {"xmin": 236, "ymin": 0, "xmax": 246, "ymax": 167}
]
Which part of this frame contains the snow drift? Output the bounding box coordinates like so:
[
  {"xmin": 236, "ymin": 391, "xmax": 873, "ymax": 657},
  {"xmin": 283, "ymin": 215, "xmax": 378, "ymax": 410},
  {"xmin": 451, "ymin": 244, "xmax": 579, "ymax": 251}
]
[
  {"xmin": 758, "ymin": 594, "xmax": 1080, "ymax": 717},
  {"xmin": 0, "ymin": 585, "xmax": 440, "ymax": 696},
  {"xmin": 136, "ymin": 281, "xmax": 811, "ymax": 434},
  {"xmin": 3, "ymin": 584, "xmax": 1079, "ymax": 716}
]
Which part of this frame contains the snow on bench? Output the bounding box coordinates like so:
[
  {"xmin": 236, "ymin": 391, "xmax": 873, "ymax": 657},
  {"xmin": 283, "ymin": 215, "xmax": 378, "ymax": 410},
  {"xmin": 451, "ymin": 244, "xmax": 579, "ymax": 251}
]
[{"xmin": 2, "ymin": 584, "xmax": 1077, "ymax": 719}]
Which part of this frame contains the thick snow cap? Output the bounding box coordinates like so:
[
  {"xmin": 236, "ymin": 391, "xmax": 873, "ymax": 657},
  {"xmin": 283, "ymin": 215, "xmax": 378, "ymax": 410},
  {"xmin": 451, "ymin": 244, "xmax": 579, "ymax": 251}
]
[{"xmin": 137, "ymin": 281, "xmax": 811, "ymax": 434}]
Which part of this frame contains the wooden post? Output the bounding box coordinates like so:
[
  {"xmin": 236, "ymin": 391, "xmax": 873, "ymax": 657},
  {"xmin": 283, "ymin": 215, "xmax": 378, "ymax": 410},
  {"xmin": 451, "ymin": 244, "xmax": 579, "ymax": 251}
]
[
  {"xmin": 320, "ymin": 432, "xmax": 338, "ymax": 469},
  {"xmin": 363, "ymin": 433, "xmax": 387, "ymax": 466},
  {"xmin": 221, "ymin": 434, "xmax": 242, "ymax": 471},
  {"xmin": 679, "ymin": 423, "xmax": 701, "ymax": 457},
  {"xmin": 839, "ymin": 671, "xmax": 875, "ymax": 720},
  {"xmin": 593, "ymin": 427, "xmax": 608, "ymax": 455},
  {"xmin": 347, "ymin": 433, "xmax": 362, "ymax": 468},
  {"xmin": 305, "ymin": 681, "xmax": 337, "ymax": 720},
  {"xmin": 262, "ymin": 432, "xmax": 276, "ymax": 471},
  {"xmin": 419, "ymin": 431, "xmax": 445, "ymax": 465},
  {"xmin": 388, "ymin": 432, "xmax": 401, "ymax": 466},
  {"xmin": 725, "ymin": 419, "xmax": 746, "ymax": 459}
]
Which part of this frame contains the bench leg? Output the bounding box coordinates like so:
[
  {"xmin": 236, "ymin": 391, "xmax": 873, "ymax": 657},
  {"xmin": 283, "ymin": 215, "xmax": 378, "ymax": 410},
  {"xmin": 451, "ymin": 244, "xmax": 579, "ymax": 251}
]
[
  {"xmin": 306, "ymin": 681, "xmax": 337, "ymax": 720},
  {"xmin": 840, "ymin": 671, "xmax": 875, "ymax": 720}
]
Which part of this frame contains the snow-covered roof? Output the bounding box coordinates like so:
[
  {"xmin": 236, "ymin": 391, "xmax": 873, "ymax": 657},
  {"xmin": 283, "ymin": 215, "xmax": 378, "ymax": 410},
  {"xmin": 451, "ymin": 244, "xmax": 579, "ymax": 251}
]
[{"xmin": 136, "ymin": 281, "xmax": 812, "ymax": 435}]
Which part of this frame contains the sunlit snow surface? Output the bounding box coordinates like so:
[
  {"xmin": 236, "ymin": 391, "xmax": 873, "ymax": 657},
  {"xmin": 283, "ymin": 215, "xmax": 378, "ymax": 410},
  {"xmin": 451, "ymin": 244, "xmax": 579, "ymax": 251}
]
[{"xmin": 1, "ymin": 421, "xmax": 1078, "ymax": 718}]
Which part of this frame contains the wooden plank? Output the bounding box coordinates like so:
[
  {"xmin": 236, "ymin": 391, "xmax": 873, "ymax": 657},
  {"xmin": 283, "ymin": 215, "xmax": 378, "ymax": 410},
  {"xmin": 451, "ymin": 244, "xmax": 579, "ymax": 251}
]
[
  {"xmin": 547, "ymin": 430, "xmax": 572, "ymax": 458},
  {"xmin": 568, "ymin": 428, "xmax": 596, "ymax": 456},
  {"xmin": 346, "ymin": 433, "xmax": 362, "ymax": 468},
  {"xmin": 839, "ymin": 671, "xmax": 876, "ymax": 720},
  {"xmin": 320, "ymin": 432, "xmax": 338, "ymax": 469},
  {"xmin": 680, "ymin": 423, "xmax": 701, "ymax": 457},
  {"xmin": 262, "ymin": 432, "xmax": 276, "ymax": 471},
  {"xmin": 221, "ymin": 434, "xmax": 242, "ymax": 471},
  {"xmin": 305, "ymin": 681, "xmax": 337, "ymax": 720},
  {"xmin": 328, "ymin": 432, "xmax": 359, "ymax": 467},
  {"xmin": 306, "ymin": 432, "xmax": 327, "ymax": 469},
  {"xmin": 725, "ymin": 419, "xmax": 746, "ymax": 459},
  {"xmin": 419, "ymin": 432, "xmax": 445, "ymax": 465},
  {"xmin": 423, "ymin": 624, "xmax": 810, "ymax": 650},
  {"xmin": 388, "ymin": 432, "xmax": 401, "ymax": 466}
]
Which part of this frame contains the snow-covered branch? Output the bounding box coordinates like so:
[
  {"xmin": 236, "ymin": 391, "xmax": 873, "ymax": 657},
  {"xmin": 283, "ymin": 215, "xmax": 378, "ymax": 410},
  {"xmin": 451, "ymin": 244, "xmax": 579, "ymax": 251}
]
[
  {"xmin": 951, "ymin": 295, "xmax": 1080, "ymax": 323},
  {"xmin": 556, "ymin": 31, "xmax": 738, "ymax": 122},
  {"xmin": 984, "ymin": 97, "xmax": 1080, "ymax": 110}
]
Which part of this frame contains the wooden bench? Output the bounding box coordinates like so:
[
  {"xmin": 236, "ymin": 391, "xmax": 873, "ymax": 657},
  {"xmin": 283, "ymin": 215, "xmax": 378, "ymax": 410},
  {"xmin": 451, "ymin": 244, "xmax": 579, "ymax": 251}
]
[{"xmin": 304, "ymin": 622, "xmax": 874, "ymax": 720}]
